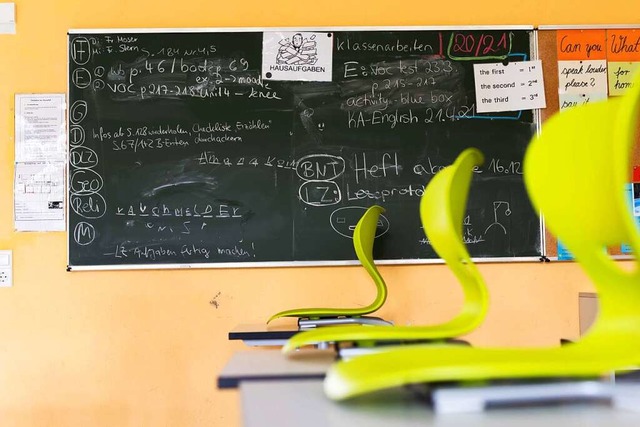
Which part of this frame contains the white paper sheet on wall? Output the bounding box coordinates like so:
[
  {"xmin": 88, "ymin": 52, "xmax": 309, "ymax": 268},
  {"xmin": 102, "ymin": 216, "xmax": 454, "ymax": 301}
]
[
  {"xmin": 0, "ymin": 3, "xmax": 15, "ymax": 34},
  {"xmin": 15, "ymin": 94, "xmax": 66, "ymax": 163},
  {"xmin": 557, "ymin": 59, "xmax": 608, "ymax": 110},
  {"xmin": 558, "ymin": 60, "xmax": 608, "ymax": 94},
  {"xmin": 14, "ymin": 94, "xmax": 66, "ymax": 231},
  {"xmin": 14, "ymin": 162, "xmax": 65, "ymax": 231},
  {"xmin": 262, "ymin": 31, "xmax": 333, "ymax": 82}
]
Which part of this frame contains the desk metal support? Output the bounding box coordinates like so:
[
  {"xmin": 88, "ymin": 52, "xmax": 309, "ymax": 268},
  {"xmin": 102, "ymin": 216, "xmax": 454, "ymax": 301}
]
[
  {"xmin": 298, "ymin": 316, "xmax": 393, "ymax": 329},
  {"xmin": 229, "ymin": 318, "xmax": 393, "ymax": 347}
]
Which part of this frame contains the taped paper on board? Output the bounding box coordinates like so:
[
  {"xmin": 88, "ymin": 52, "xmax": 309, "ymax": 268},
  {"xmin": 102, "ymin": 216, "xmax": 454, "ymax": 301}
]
[{"xmin": 262, "ymin": 31, "xmax": 333, "ymax": 82}]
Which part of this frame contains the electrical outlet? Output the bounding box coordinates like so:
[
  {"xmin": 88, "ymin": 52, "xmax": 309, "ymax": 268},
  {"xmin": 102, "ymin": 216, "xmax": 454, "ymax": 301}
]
[{"xmin": 0, "ymin": 250, "xmax": 12, "ymax": 287}]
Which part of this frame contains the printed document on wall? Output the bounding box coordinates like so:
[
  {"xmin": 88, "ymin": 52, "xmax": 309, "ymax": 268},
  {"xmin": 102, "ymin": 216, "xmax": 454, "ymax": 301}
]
[
  {"xmin": 15, "ymin": 94, "xmax": 66, "ymax": 163},
  {"xmin": 14, "ymin": 162, "xmax": 65, "ymax": 231},
  {"xmin": 14, "ymin": 94, "xmax": 66, "ymax": 231}
]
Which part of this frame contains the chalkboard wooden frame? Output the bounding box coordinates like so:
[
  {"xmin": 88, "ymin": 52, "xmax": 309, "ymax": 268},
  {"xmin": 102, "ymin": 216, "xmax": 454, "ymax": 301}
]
[{"xmin": 67, "ymin": 26, "xmax": 545, "ymax": 271}]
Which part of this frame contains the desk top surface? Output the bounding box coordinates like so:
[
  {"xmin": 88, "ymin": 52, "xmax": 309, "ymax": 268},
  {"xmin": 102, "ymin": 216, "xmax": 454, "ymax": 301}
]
[
  {"xmin": 240, "ymin": 379, "xmax": 640, "ymax": 427},
  {"xmin": 217, "ymin": 349, "xmax": 335, "ymax": 389},
  {"xmin": 228, "ymin": 323, "xmax": 299, "ymax": 341}
]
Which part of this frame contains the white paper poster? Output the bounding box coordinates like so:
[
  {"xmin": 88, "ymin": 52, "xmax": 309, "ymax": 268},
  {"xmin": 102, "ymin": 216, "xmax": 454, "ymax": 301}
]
[
  {"xmin": 558, "ymin": 60, "xmax": 608, "ymax": 94},
  {"xmin": 14, "ymin": 93, "xmax": 66, "ymax": 231},
  {"xmin": 557, "ymin": 59, "xmax": 608, "ymax": 110},
  {"xmin": 15, "ymin": 94, "xmax": 66, "ymax": 163},
  {"xmin": 473, "ymin": 60, "xmax": 546, "ymax": 113},
  {"xmin": 262, "ymin": 31, "xmax": 333, "ymax": 82},
  {"xmin": 14, "ymin": 162, "xmax": 65, "ymax": 231},
  {"xmin": 559, "ymin": 92, "xmax": 608, "ymax": 110},
  {"xmin": 0, "ymin": 3, "xmax": 15, "ymax": 34}
]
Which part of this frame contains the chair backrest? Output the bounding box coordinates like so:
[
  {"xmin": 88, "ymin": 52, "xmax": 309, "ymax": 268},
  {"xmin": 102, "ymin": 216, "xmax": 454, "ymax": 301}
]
[
  {"xmin": 267, "ymin": 205, "xmax": 388, "ymax": 323},
  {"xmin": 280, "ymin": 166, "xmax": 490, "ymax": 352},
  {"xmin": 420, "ymin": 148, "xmax": 490, "ymax": 335},
  {"xmin": 353, "ymin": 205, "xmax": 388, "ymax": 313},
  {"xmin": 524, "ymin": 71, "xmax": 640, "ymax": 344},
  {"xmin": 320, "ymin": 84, "xmax": 640, "ymax": 401}
]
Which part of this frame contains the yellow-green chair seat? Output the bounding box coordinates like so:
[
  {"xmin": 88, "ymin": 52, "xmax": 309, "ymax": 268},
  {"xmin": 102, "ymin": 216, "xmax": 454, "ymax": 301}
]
[
  {"xmin": 268, "ymin": 205, "xmax": 388, "ymax": 323},
  {"xmin": 283, "ymin": 148, "xmax": 489, "ymax": 352}
]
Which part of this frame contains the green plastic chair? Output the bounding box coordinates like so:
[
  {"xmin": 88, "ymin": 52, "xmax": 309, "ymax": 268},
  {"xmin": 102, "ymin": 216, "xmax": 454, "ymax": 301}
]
[
  {"xmin": 267, "ymin": 205, "xmax": 388, "ymax": 324},
  {"xmin": 282, "ymin": 148, "xmax": 490, "ymax": 353},
  {"xmin": 322, "ymin": 74, "xmax": 640, "ymax": 400}
]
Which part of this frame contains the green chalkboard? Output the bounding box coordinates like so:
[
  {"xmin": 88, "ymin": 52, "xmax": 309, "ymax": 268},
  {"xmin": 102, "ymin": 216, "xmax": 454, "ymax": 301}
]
[{"xmin": 67, "ymin": 27, "xmax": 541, "ymax": 269}]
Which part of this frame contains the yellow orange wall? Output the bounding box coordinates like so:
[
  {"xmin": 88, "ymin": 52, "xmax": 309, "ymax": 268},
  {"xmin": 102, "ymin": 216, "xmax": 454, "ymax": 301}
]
[{"xmin": 0, "ymin": 1, "xmax": 637, "ymax": 425}]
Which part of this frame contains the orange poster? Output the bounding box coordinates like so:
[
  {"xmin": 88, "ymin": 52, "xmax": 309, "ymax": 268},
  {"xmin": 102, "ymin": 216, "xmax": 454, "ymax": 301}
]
[
  {"xmin": 606, "ymin": 29, "xmax": 640, "ymax": 62},
  {"xmin": 557, "ymin": 29, "xmax": 606, "ymax": 61}
]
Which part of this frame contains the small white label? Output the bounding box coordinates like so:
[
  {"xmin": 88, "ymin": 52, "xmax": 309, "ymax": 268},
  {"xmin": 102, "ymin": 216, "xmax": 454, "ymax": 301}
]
[
  {"xmin": 0, "ymin": 250, "xmax": 12, "ymax": 287},
  {"xmin": 473, "ymin": 60, "xmax": 546, "ymax": 113},
  {"xmin": 262, "ymin": 31, "xmax": 333, "ymax": 82}
]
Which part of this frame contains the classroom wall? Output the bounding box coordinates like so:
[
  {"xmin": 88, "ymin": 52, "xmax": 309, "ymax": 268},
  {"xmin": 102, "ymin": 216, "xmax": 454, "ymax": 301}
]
[{"xmin": 0, "ymin": 0, "xmax": 636, "ymax": 425}]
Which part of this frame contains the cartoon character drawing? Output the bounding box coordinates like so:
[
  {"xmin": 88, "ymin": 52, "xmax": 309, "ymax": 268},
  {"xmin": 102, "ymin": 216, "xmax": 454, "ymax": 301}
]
[{"xmin": 276, "ymin": 33, "xmax": 318, "ymax": 65}]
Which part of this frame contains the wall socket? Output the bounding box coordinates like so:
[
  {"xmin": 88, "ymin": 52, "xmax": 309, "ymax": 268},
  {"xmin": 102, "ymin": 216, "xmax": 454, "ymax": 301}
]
[{"xmin": 0, "ymin": 250, "xmax": 12, "ymax": 287}]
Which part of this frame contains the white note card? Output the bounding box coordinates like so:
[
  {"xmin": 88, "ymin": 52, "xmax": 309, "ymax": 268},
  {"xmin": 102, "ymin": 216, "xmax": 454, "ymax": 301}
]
[
  {"xmin": 0, "ymin": 3, "xmax": 15, "ymax": 34},
  {"xmin": 559, "ymin": 92, "xmax": 608, "ymax": 110},
  {"xmin": 473, "ymin": 60, "xmax": 546, "ymax": 113},
  {"xmin": 558, "ymin": 60, "xmax": 608, "ymax": 94}
]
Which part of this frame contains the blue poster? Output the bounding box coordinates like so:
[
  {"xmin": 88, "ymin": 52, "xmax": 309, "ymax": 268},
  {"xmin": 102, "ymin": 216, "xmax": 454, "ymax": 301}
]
[
  {"xmin": 622, "ymin": 183, "xmax": 636, "ymax": 254},
  {"xmin": 557, "ymin": 239, "xmax": 574, "ymax": 261}
]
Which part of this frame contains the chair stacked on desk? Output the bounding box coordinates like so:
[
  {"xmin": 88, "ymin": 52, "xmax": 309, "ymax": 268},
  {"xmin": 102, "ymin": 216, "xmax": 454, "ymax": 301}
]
[
  {"xmin": 268, "ymin": 205, "xmax": 391, "ymax": 328},
  {"xmin": 282, "ymin": 149, "xmax": 490, "ymax": 354},
  {"xmin": 316, "ymin": 72, "xmax": 640, "ymax": 401}
]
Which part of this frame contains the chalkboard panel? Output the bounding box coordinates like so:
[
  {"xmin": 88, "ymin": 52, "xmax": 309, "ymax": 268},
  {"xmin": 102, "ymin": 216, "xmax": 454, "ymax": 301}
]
[{"xmin": 67, "ymin": 27, "xmax": 541, "ymax": 269}]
